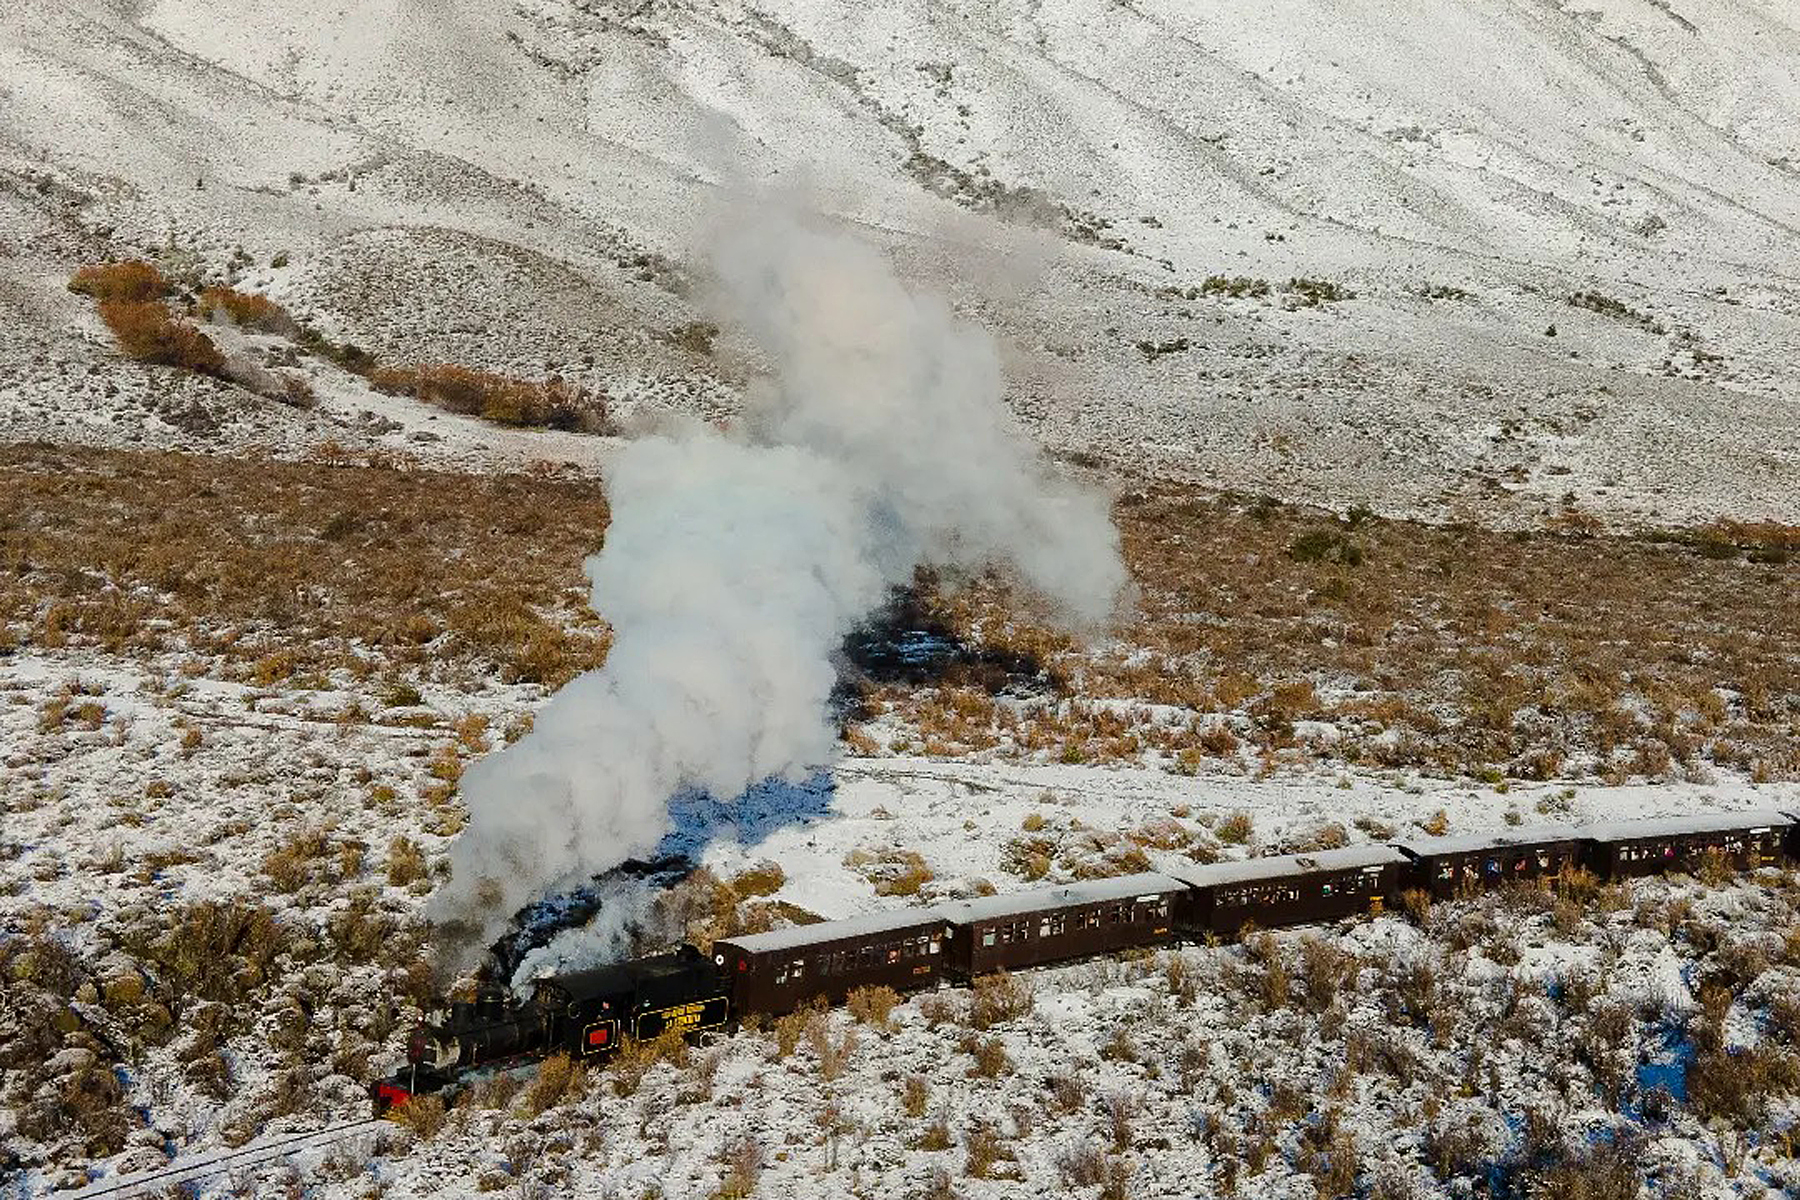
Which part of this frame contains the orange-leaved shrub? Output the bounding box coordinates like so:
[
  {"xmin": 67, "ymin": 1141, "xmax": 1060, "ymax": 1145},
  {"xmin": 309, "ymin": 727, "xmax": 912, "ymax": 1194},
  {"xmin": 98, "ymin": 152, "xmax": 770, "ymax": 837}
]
[
  {"xmin": 69, "ymin": 260, "xmax": 168, "ymax": 304},
  {"xmin": 97, "ymin": 299, "xmax": 226, "ymax": 376},
  {"xmin": 370, "ymin": 364, "xmax": 610, "ymax": 432},
  {"xmin": 198, "ymin": 287, "xmax": 297, "ymax": 336}
]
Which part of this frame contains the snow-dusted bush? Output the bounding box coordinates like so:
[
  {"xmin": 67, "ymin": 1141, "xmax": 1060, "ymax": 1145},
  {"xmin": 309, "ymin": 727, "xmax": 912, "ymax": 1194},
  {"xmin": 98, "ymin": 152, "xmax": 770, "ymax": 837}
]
[{"xmin": 969, "ymin": 971, "xmax": 1032, "ymax": 1029}]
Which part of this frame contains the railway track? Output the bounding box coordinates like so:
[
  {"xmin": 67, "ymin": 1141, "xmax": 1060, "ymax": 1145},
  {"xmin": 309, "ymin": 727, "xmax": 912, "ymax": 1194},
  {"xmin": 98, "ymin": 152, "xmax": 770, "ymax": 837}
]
[{"xmin": 54, "ymin": 1119, "xmax": 387, "ymax": 1199}]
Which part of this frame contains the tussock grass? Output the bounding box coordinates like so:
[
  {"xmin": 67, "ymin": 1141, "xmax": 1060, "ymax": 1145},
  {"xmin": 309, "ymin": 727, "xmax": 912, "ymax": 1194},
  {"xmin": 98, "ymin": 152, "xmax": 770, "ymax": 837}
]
[
  {"xmin": 882, "ymin": 491, "xmax": 1797, "ymax": 780},
  {"xmin": 0, "ymin": 444, "xmax": 611, "ymax": 689}
]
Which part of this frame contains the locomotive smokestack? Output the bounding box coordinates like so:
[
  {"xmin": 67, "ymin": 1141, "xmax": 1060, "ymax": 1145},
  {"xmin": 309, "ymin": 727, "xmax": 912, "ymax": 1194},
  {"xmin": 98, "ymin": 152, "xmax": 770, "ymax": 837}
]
[{"xmin": 426, "ymin": 212, "xmax": 1125, "ymax": 975}]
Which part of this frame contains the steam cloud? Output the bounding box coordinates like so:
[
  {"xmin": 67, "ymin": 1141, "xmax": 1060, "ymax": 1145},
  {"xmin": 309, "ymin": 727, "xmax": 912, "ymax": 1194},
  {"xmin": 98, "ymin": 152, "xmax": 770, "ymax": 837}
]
[{"xmin": 427, "ymin": 215, "xmax": 1125, "ymax": 975}]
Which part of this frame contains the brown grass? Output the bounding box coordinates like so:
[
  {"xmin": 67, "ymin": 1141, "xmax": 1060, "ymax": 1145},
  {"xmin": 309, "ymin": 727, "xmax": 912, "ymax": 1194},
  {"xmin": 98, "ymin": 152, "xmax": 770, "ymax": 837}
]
[
  {"xmin": 0, "ymin": 445, "xmax": 612, "ymax": 688},
  {"xmin": 888, "ymin": 492, "xmax": 1797, "ymax": 780}
]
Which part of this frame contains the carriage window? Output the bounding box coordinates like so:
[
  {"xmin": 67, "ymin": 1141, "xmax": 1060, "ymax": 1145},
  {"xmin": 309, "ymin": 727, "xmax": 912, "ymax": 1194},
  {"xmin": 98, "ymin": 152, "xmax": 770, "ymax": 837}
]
[
  {"xmin": 982, "ymin": 930, "xmax": 997, "ymax": 947},
  {"xmin": 929, "ymin": 939, "xmax": 941, "ymax": 954},
  {"xmin": 1321, "ymin": 882, "xmax": 1333, "ymax": 896},
  {"xmin": 1438, "ymin": 864, "xmax": 1453, "ymax": 879},
  {"xmin": 791, "ymin": 960, "xmax": 804, "ymax": 981},
  {"xmin": 1040, "ymin": 919, "xmax": 1052, "ymax": 938},
  {"xmin": 887, "ymin": 945, "xmax": 900, "ymax": 964}
]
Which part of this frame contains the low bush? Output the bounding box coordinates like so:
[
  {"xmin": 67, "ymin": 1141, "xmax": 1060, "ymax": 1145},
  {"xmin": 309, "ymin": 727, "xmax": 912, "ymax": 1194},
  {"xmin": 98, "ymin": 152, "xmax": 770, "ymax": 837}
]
[
  {"xmin": 386, "ymin": 837, "xmax": 428, "ymax": 888},
  {"xmin": 521, "ymin": 1052, "xmax": 585, "ymax": 1117},
  {"xmin": 806, "ymin": 1013, "xmax": 858, "ymax": 1080},
  {"xmin": 69, "ymin": 260, "xmax": 167, "ymax": 303},
  {"xmin": 1216, "ymin": 810, "xmax": 1254, "ymax": 844},
  {"xmin": 846, "ymin": 985, "xmax": 899, "ymax": 1030},
  {"xmin": 964, "ymin": 1034, "xmax": 1011, "ymax": 1078},
  {"xmin": 901, "ymin": 1074, "xmax": 930, "ymax": 1117},
  {"xmin": 963, "ymin": 1119, "xmax": 1012, "ymax": 1178},
  {"xmin": 394, "ymin": 1094, "xmax": 447, "ymax": 1140},
  {"xmin": 370, "ymin": 364, "xmax": 611, "ymax": 433},
  {"xmin": 197, "ymin": 287, "xmax": 298, "ymax": 335},
  {"xmin": 98, "ymin": 299, "xmax": 226, "ymax": 376},
  {"xmin": 970, "ymin": 972, "xmax": 1033, "ymax": 1029},
  {"xmin": 730, "ymin": 861, "xmax": 786, "ymax": 898},
  {"xmin": 712, "ymin": 1135, "xmax": 764, "ymax": 1199}
]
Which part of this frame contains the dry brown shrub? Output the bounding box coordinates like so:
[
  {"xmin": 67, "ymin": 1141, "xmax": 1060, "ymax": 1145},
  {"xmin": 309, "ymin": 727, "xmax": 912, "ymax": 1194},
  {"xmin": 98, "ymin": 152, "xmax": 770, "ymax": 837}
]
[
  {"xmin": 1058, "ymin": 1140, "xmax": 1109, "ymax": 1188},
  {"xmin": 1103, "ymin": 1090, "xmax": 1137, "ymax": 1150},
  {"xmin": 917, "ymin": 991, "xmax": 958, "ymax": 1028},
  {"xmin": 385, "ymin": 836, "xmax": 428, "ymax": 887},
  {"xmin": 521, "ymin": 1052, "xmax": 585, "ymax": 1116},
  {"xmin": 731, "ymin": 861, "xmax": 786, "ymax": 898},
  {"xmin": 963, "ymin": 1033, "xmax": 1011, "ymax": 1078},
  {"xmin": 69, "ymin": 261, "xmax": 167, "ymax": 303},
  {"xmin": 1217, "ymin": 810, "xmax": 1255, "ymax": 844},
  {"xmin": 1099, "ymin": 1025, "xmax": 1138, "ymax": 1063},
  {"xmin": 712, "ymin": 1135, "xmax": 765, "ymax": 1199},
  {"xmin": 901, "ymin": 1074, "xmax": 930, "ymax": 1117},
  {"xmin": 845, "ymin": 846, "xmax": 934, "ymax": 896},
  {"xmin": 915, "ymin": 1114, "xmax": 953, "ymax": 1151},
  {"xmin": 197, "ymin": 287, "xmax": 298, "ymax": 335},
  {"xmin": 962, "ymin": 1119, "xmax": 1013, "ymax": 1178},
  {"xmin": 262, "ymin": 827, "xmax": 332, "ymax": 893},
  {"xmin": 805, "ymin": 1014, "xmax": 858, "ymax": 1081},
  {"xmin": 970, "ymin": 971, "xmax": 1033, "ymax": 1029},
  {"xmin": 372, "ymin": 363, "xmax": 610, "ymax": 432},
  {"xmin": 609, "ymin": 1029, "xmax": 687, "ymax": 1096},
  {"xmin": 846, "ymin": 985, "xmax": 899, "ymax": 1030},
  {"xmin": 98, "ymin": 299, "xmax": 226, "ymax": 375},
  {"xmin": 1048, "ymin": 1071, "xmax": 1086, "ymax": 1113},
  {"xmin": 771, "ymin": 1007, "xmax": 813, "ymax": 1058},
  {"xmin": 394, "ymin": 1094, "xmax": 447, "ymax": 1139},
  {"xmin": 1164, "ymin": 951, "xmax": 1199, "ymax": 1005},
  {"xmin": 1298, "ymin": 936, "xmax": 1358, "ymax": 1013}
]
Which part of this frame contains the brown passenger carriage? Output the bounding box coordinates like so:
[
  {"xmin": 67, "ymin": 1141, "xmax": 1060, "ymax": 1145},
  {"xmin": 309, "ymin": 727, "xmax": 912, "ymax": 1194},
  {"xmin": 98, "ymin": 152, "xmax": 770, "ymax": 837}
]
[
  {"xmin": 935, "ymin": 873, "xmax": 1186, "ymax": 977},
  {"xmin": 714, "ymin": 907, "xmax": 951, "ymax": 1016},
  {"xmin": 1395, "ymin": 824, "xmax": 1583, "ymax": 899},
  {"xmin": 1579, "ymin": 810, "xmax": 1791, "ymax": 878},
  {"xmin": 1165, "ymin": 846, "xmax": 1410, "ymax": 938}
]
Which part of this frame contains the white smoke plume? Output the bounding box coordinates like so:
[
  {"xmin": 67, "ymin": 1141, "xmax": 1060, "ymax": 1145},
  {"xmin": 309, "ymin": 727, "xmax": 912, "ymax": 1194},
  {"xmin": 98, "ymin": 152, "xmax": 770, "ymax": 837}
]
[{"xmin": 427, "ymin": 214, "xmax": 1125, "ymax": 974}]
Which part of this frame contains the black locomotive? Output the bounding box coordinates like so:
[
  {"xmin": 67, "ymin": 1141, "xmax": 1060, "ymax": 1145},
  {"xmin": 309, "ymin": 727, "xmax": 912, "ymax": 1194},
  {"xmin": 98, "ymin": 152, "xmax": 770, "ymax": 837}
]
[{"xmin": 375, "ymin": 807, "xmax": 1796, "ymax": 1113}]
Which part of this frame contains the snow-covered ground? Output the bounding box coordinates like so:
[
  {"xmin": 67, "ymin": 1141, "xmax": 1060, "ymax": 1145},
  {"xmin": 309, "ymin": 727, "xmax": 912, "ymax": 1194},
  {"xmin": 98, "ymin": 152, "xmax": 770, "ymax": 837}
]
[
  {"xmin": 5, "ymin": 646, "xmax": 1797, "ymax": 1195},
  {"xmin": 2, "ymin": 0, "xmax": 1798, "ymax": 524}
]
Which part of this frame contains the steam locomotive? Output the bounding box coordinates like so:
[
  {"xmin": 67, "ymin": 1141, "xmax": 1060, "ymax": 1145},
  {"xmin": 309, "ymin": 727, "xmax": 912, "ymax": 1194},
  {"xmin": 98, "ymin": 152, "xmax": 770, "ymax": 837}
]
[{"xmin": 374, "ymin": 807, "xmax": 1796, "ymax": 1114}]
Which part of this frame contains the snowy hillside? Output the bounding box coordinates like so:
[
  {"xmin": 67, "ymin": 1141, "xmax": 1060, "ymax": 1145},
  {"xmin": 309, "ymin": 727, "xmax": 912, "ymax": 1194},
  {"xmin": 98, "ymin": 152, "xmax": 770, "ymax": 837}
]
[{"xmin": 2, "ymin": 0, "xmax": 1798, "ymax": 523}]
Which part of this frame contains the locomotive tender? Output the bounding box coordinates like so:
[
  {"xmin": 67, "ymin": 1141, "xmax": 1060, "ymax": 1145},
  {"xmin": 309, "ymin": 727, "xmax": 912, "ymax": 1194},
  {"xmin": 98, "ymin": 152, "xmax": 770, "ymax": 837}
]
[{"xmin": 375, "ymin": 806, "xmax": 1797, "ymax": 1112}]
